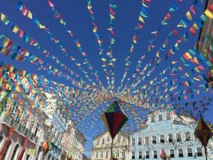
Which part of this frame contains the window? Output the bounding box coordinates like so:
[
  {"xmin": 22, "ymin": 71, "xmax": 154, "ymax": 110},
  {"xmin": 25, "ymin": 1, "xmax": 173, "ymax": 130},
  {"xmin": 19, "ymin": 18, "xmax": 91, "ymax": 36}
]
[
  {"xmin": 102, "ymin": 138, "xmax": 105, "ymax": 144},
  {"xmin": 158, "ymin": 115, "xmax": 162, "ymax": 121},
  {"xmin": 100, "ymin": 152, "xmax": 103, "ymax": 158},
  {"xmin": 151, "ymin": 116, "xmax": 155, "ymax": 122},
  {"xmin": 139, "ymin": 151, "xmax": 142, "ymax": 159},
  {"xmin": 138, "ymin": 137, "xmax": 142, "ymax": 145},
  {"xmin": 197, "ymin": 148, "xmax": 202, "ymax": 156},
  {"xmin": 107, "ymin": 136, "xmax": 110, "ymax": 143},
  {"xmin": 145, "ymin": 137, "xmax": 149, "ymax": 145},
  {"xmin": 96, "ymin": 139, "xmax": 100, "ymax": 145},
  {"xmin": 178, "ymin": 148, "xmax": 183, "ymax": 157},
  {"xmin": 166, "ymin": 114, "xmax": 171, "ymax": 120},
  {"xmin": 185, "ymin": 132, "xmax": 190, "ymax": 141},
  {"xmin": 168, "ymin": 134, "xmax": 173, "ymax": 142},
  {"xmin": 146, "ymin": 151, "xmax": 150, "ymax": 159},
  {"xmin": 117, "ymin": 135, "xmax": 121, "ymax": 142},
  {"xmin": 160, "ymin": 135, "xmax": 164, "ymax": 143},
  {"xmin": 117, "ymin": 152, "xmax": 119, "ymax": 158},
  {"xmin": 170, "ymin": 149, "xmax": 175, "ymax": 158},
  {"xmin": 11, "ymin": 144, "xmax": 19, "ymax": 160},
  {"xmin": 121, "ymin": 152, "xmax": 125, "ymax": 158},
  {"xmin": 153, "ymin": 150, "xmax": 157, "ymax": 158},
  {"xmin": 106, "ymin": 151, "xmax": 109, "ymax": 158},
  {"xmin": 176, "ymin": 133, "xmax": 181, "ymax": 142},
  {"xmin": 152, "ymin": 136, "xmax": 156, "ymax": 144},
  {"xmin": 187, "ymin": 148, "xmax": 193, "ymax": 157},
  {"xmin": 132, "ymin": 152, "xmax": 135, "ymax": 159},
  {"xmin": 95, "ymin": 152, "xmax": 98, "ymax": 158},
  {"xmin": 132, "ymin": 138, "xmax": 135, "ymax": 145}
]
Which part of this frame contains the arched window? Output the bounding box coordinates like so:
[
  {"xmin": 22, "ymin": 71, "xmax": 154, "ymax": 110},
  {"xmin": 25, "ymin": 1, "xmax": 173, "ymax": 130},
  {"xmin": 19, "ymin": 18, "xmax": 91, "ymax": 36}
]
[
  {"xmin": 151, "ymin": 116, "xmax": 155, "ymax": 122},
  {"xmin": 145, "ymin": 137, "xmax": 149, "ymax": 145},
  {"xmin": 196, "ymin": 148, "xmax": 203, "ymax": 156},
  {"xmin": 102, "ymin": 138, "xmax": 105, "ymax": 144},
  {"xmin": 170, "ymin": 149, "xmax": 175, "ymax": 158},
  {"xmin": 139, "ymin": 151, "xmax": 142, "ymax": 159},
  {"xmin": 11, "ymin": 144, "xmax": 20, "ymax": 160},
  {"xmin": 160, "ymin": 135, "xmax": 165, "ymax": 143},
  {"xmin": 166, "ymin": 113, "xmax": 171, "ymax": 120},
  {"xmin": 185, "ymin": 132, "xmax": 190, "ymax": 141},
  {"xmin": 138, "ymin": 137, "xmax": 142, "ymax": 145},
  {"xmin": 106, "ymin": 151, "xmax": 109, "ymax": 158},
  {"xmin": 158, "ymin": 115, "xmax": 162, "ymax": 121},
  {"xmin": 176, "ymin": 133, "xmax": 181, "ymax": 142},
  {"xmin": 178, "ymin": 148, "xmax": 183, "ymax": 157},
  {"xmin": 132, "ymin": 152, "xmax": 135, "ymax": 159},
  {"xmin": 2, "ymin": 140, "xmax": 12, "ymax": 160},
  {"xmin": 132, "ymin": 138, "xmax": 135, "ymax": 145},
  {"xmin": 107, "ymin": 136, "xmax": 110, "ymax": 143},
  {"xmin": 153, "ymin": 150, "xmax": 157, "ymax": 158},
  {"xmin": 168, "ymin": 134, "xmax": 173, "ymax": 142},
  {"xmin": 187, "ymin": 148, "xmax": 193, "ymax": 157},
  {"xmin": 152, "ymin": 136, "xmax": 156, "ymax": 144},
  {"xmin": 117, "ymin": 135, "xmax": 120, "ymax": 142}
]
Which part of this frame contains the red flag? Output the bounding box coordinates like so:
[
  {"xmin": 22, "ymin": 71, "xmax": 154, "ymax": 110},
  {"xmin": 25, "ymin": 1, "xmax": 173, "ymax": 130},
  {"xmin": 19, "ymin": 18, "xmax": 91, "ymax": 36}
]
[
  {"xmin": 173, "ymin": 29, "xmax": 178, "ymax": 36},
  {"xmin": 190, "ymin": 5, "xmax": 196, "ymax": 15}
]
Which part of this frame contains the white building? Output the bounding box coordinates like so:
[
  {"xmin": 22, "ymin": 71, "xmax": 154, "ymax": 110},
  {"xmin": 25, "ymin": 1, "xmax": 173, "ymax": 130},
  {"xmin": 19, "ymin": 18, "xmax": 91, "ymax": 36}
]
[
  {"xmin": 91, "ymin": 131, "xmax": 130, "ymax": 160},
  {"xmin": 130, "ymin": 111, "xmax": 206, "ymax": 160}
]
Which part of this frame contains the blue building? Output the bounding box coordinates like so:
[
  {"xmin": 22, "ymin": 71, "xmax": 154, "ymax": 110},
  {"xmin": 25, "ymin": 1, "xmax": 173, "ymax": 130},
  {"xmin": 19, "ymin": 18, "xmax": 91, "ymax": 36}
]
[{"xmin": 130, "ymin": 111, "xmax": 206, "ymax": 160}]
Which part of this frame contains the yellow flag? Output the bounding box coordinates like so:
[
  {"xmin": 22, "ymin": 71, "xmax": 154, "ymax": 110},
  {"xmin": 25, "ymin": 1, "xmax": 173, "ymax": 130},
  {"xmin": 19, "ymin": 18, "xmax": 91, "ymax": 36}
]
[
  {"xmin": 25, "ymin": 51, "xmax": 29, "ymax": 56},
  {"xmin": 210, "ymin": 69, "xmax": 213, "ymax": 76},
  {"xmin": 186, "ymin": 11, "xmax": 192, "ymax": 20},
  {"xmin": 193, "ymin": 23, "xmax": 199, "ymax": 30},
  {"xmin": 193, "ymin": 57, "xmax": 198, "ymax": 64},
  {"xmin": 39, "ymin": 24, "xmax": 46, "ymax": 29},
  {"xmin": 194, "ymin": 67, "xmax": 200, "ymax": 73},
  {"xmin": 142, "ymin": 0, "xmax": 148, "ymax": 7},
  {"xmin": 147, "ymin": 46, "xmax": 150, "ymax": 52},
  {"xmin": 9, "ymin": 66, "xmax": 14, "ymax": 72},
  {"xmin": 87, "ymin": 5, "xmax": 92, "ymax": 10},
  {"xmin": 27, "ymin": 11, "xmax": 33, "ymax": 19},
  {"xmin": 1, "ymin": 13, "xmax": 6, "ymax": 22},
  {"xmin": 3, "ymin": 38, "xmax": 9, "ymax": 47},
  {"xmin": 204, "ymin": 9, "xmax": 213, "ymax": 19},
  {"xmin": 12, "ymin": 26, "xmax": 19, "ymax": 33},
  {"xmin": 110, "ymin": 14, "xmax": 115, "ymax": 20},
  {"xmin": 33, "ymin": 42, "xmax": 38, "ymax": 46},
  {"xmin": 1, "ymin": 47, "xmax": 7, "ymax": 53},
  {"xmin": 139, "ymin": 16, "xmax": 145, "ymax": 23},
  {"xmin": 185, "ymin": 52, "xmax": 192, "ymax": 59}
]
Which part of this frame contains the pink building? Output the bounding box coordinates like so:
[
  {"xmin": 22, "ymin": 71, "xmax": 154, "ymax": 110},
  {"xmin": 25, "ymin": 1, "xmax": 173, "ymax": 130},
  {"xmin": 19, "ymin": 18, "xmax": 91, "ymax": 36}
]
[{"xmin": 0, "ymin": 112, "xmax": 43, "ymax": 160}]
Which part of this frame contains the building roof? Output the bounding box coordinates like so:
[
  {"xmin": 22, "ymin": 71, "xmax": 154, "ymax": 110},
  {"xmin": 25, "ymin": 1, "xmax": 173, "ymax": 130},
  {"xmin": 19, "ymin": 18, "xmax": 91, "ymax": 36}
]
[{"xmin": 93, "ymin": 130, "xmax": 128, "ymax": 140}]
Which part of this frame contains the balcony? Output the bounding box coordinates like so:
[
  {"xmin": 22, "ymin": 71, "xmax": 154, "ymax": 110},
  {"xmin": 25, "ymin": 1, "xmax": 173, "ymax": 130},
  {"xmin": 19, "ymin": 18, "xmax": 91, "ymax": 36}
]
[
  {"xmin": 19, "ymin": 125, "xmax": 27, "ymax": 135},
  {"xmin": 3, "ymin": 116, "xmax": 13, "ymax": 126},
  {"xmin": 33, "ymin": 136, "xmax": 38, "ymax": 143},
  {"xmin": 11, "ymin": 120, "xmax": 20, "ymax": 130}
]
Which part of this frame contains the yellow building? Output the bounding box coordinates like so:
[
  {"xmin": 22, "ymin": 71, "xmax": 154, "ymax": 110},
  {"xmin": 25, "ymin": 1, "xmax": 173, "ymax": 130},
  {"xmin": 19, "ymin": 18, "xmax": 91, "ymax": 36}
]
[{"xmin": 91, "ymin": 131, "xmax": 130, "ymax": 160}]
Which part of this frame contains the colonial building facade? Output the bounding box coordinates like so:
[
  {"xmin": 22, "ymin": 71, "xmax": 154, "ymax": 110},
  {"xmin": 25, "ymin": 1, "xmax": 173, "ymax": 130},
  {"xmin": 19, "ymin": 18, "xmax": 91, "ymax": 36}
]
[
  {"xmin": 91, "ymin": 131, "xmax": 130, "ymax": 160},
  {"xmin": 130, "ymin": 111, "xmax": 206, "ymax": 160}
]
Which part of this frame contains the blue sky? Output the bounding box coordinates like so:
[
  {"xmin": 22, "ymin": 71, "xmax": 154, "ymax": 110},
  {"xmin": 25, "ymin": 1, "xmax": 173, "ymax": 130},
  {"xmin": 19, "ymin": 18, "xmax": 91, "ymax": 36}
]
[{"xmin": 0, "ymin": 0, "xmax": 212, "ymax": 155}]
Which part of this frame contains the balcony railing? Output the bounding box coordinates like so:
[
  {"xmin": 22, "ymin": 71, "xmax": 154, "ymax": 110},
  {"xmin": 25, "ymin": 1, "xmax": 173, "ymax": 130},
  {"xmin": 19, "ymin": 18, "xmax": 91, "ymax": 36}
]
[
  {"xmin": 3, "ymin": 116, "xmax": 13, "ymax": 126},
  {"xmin": 11, "ymin": 120, "xmax": 20, "ymax": 130}
]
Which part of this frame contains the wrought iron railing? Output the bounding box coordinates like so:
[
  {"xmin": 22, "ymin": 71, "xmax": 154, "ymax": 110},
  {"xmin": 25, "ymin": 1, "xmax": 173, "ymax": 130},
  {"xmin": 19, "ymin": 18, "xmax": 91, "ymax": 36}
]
[{"xmin": 3, "ymin": 116, "xmax": 13, "ymax": 125}]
